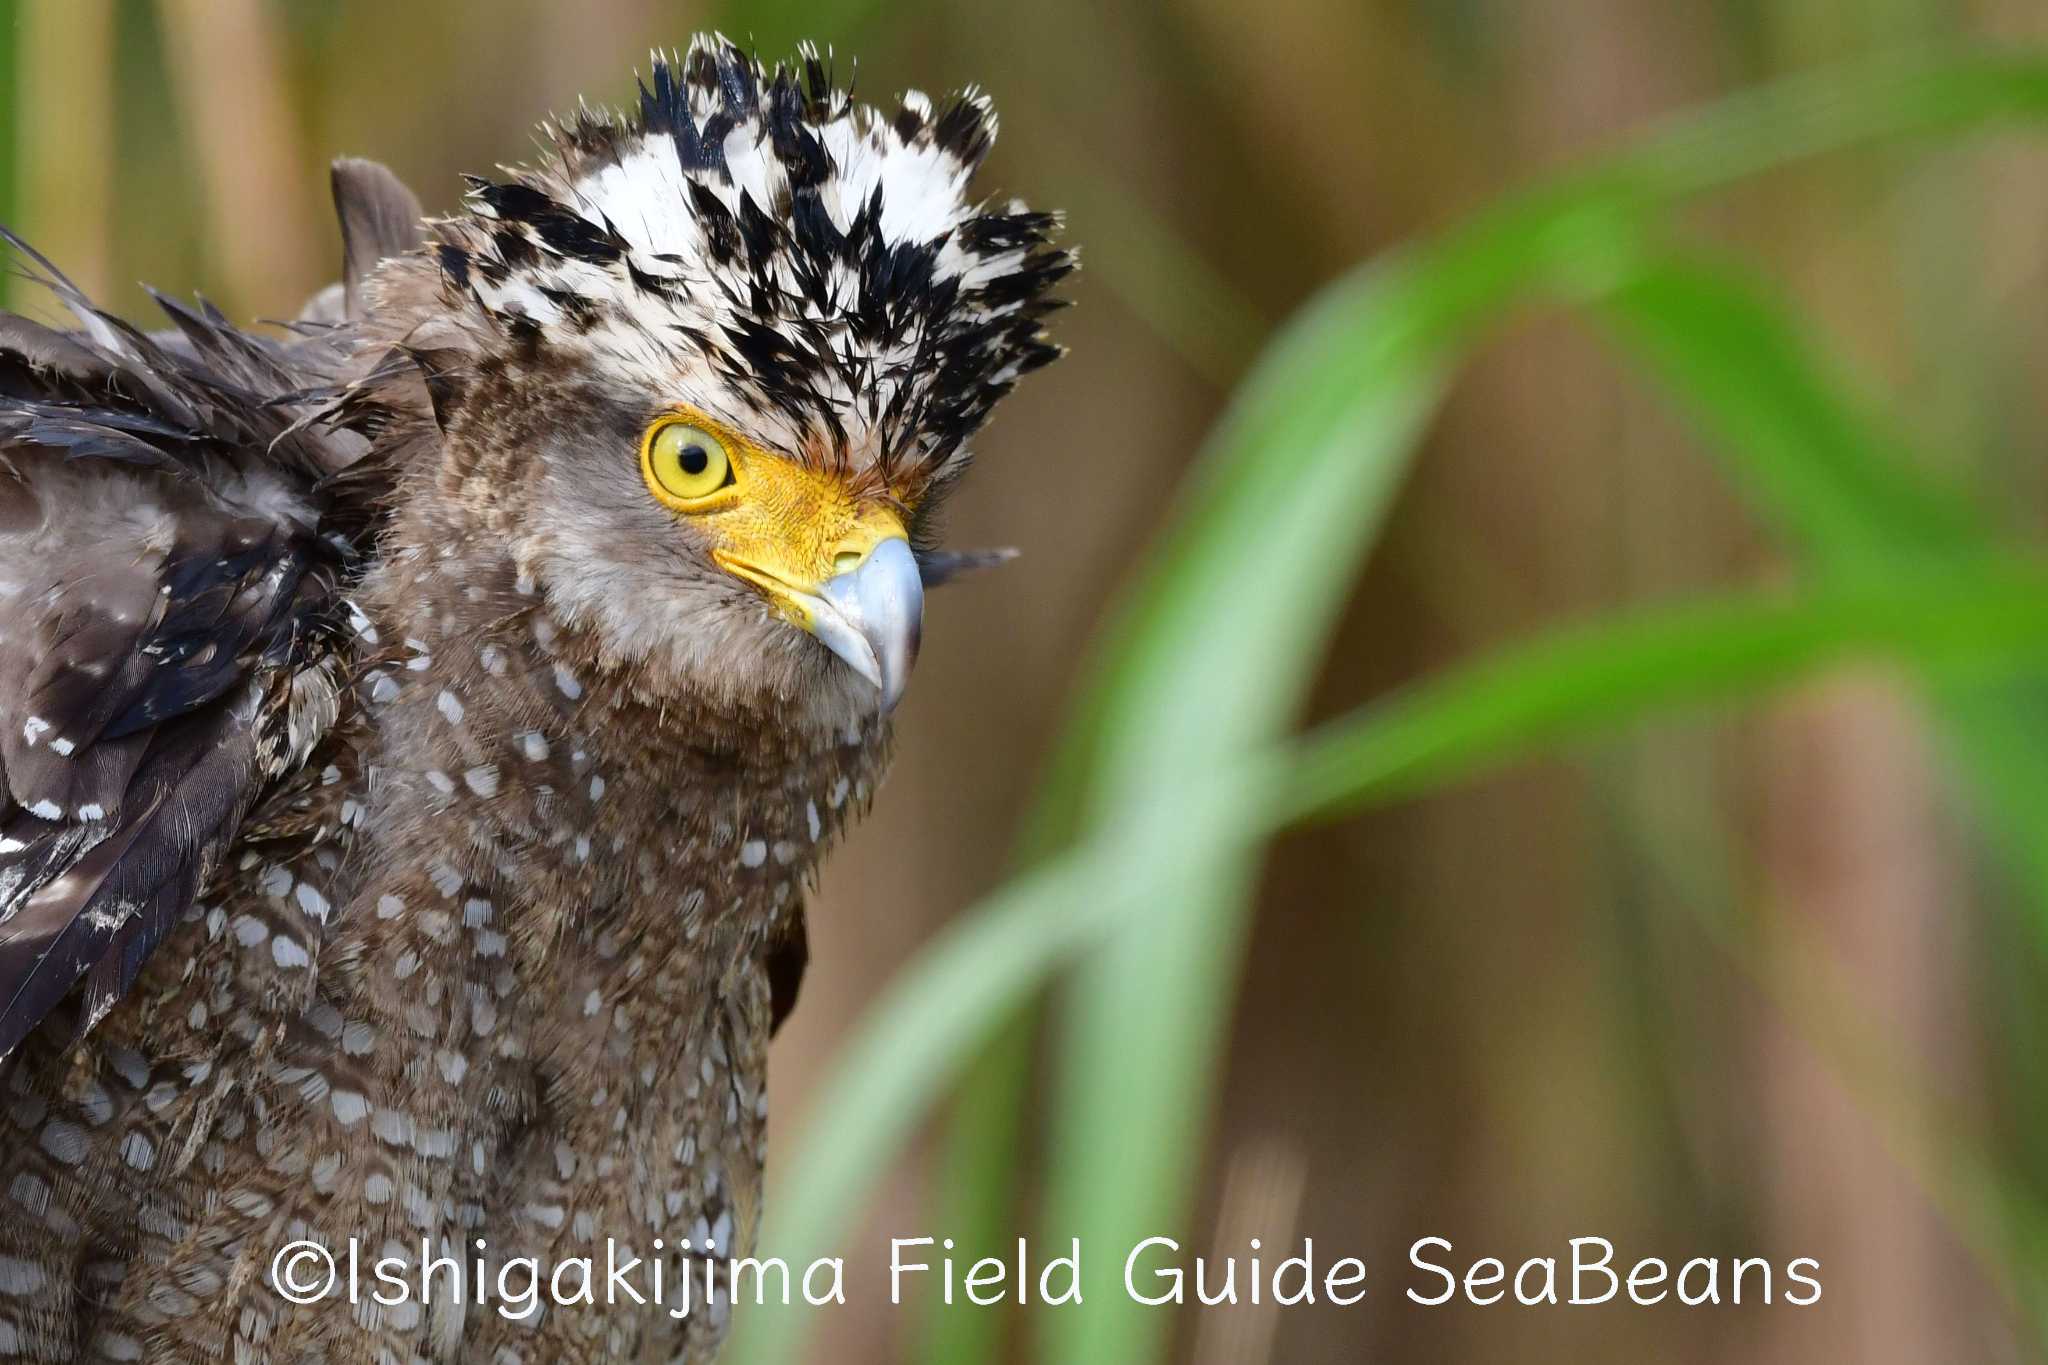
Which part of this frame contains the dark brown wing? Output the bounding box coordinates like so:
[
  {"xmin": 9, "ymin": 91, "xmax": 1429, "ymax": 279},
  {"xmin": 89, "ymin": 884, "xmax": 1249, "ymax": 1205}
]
[
  {"xmin": 765, "ymin": 904, "xmax": 809, "ymax": 1036},
  {"xmin": 0, "ymin": 227, "xmax": 376, "ymax": 1059}
]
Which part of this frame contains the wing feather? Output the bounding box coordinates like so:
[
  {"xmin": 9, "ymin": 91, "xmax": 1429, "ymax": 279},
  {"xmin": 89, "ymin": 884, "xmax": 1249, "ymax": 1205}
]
[
  {"xmin": 332, "ymin": 158, "xmax": 425, "ymax": 320},
  {"xmin": 0, "ymin": 224, "xmax": 382, "ymax": 1061},
  {"xmin": 0, "ymin": 702, "xmax": 257, "ymax": 1056},
  {"xmin": 765, "ymin": 905, "xmax": 808, "ymax": 1037}
]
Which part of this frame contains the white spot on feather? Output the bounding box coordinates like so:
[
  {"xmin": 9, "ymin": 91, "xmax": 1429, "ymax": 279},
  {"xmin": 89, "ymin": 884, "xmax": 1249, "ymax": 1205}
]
[
  {"xmin": 120, "ymin": 1133, "xmax": 156, "ymax": 1171},
  {"xmin": 0, "ymin": 1255, "xmax": 47, "ymax": 1294},
  {"xmin": 347, "ymin": 603, "xmax": 379, "ymax": 644},
  {"xmin": 294, "ymin": 882, "xmax": 330, "ymax": 921},
  {"xmin": 37, "ymin": 1121, "xmax": 86, "ymax": 1164}
]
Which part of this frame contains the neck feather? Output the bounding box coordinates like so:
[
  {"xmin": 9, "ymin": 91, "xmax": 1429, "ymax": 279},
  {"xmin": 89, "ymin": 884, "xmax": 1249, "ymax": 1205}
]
[{"xmin": 333, "ymin": 509, "xmax": 888, "ymax": 1076}]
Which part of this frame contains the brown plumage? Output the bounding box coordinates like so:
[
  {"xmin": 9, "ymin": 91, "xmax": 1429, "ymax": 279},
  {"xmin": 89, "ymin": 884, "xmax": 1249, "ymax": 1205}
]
[{"xmin": 0, "ymin": 36, "xmax": 1066, "ymax": 1362}]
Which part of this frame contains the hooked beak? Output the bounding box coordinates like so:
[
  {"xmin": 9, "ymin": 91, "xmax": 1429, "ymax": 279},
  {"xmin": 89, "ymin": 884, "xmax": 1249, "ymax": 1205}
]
[{"xmin": 788, "ymin": 537, "xmax": 924, "ymax": 712}]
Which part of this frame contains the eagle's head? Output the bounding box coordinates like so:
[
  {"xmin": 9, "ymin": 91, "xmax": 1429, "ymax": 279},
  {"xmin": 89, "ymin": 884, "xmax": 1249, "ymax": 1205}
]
[{"xmin": 357, "ymin": 35, "xmax": 1069, "ymax": 730}]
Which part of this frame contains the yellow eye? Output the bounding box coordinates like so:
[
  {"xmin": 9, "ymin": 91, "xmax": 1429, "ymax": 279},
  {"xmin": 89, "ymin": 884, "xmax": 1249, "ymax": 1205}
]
[{"xmin": 643, "ymin": 419, "xmax": 734, "ymax": 506}]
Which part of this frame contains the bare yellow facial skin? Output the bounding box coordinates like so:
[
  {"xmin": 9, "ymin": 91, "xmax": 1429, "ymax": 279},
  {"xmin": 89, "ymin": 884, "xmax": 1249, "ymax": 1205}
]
[{"xmin": 639, "ymin": 407, "xmax": 908, "ymax": 626}]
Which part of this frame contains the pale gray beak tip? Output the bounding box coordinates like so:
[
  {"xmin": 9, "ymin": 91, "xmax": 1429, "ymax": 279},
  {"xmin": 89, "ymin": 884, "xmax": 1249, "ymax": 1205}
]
[{"xmin": 813, "ymin": 537, "xmax": 924, "ymax": 712}]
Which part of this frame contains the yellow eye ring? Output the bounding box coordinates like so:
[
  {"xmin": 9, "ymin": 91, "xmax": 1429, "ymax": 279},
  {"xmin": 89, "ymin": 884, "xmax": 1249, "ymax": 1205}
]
[{"xmin": 642, "ymin": 418, "xmax": 734, "ymax": 507}]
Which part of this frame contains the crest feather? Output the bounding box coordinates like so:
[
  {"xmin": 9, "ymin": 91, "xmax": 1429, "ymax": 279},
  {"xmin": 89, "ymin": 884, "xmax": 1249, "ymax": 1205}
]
[{"xmin": 429, "ymin": 33, "xmax": 1070, "ymax": 486}]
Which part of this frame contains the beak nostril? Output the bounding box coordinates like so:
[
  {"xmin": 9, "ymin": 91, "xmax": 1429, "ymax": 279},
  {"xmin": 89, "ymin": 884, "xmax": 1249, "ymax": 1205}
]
[
  {"xmin": 833, "ymin": 550, "xmax": 863, "ymax": 574},
  {"xmin": 810, "ymin": 537, "xmax": 923, "ymax": 713}
]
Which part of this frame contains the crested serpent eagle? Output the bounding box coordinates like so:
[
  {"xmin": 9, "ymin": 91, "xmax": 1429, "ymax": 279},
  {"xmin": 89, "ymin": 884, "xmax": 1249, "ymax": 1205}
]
[{"xmin": 0, "ymin": 35, "xmax": 1067, "ymax": 1363}]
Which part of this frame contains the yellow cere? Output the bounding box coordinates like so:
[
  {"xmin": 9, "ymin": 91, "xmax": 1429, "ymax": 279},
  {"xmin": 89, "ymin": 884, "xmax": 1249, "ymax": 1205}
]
[{"xmin": 638, "ymin": 407, "xmax": 909, "ymax": 625}]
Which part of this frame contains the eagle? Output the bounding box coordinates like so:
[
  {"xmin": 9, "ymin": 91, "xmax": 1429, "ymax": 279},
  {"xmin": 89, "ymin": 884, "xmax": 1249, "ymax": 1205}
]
[{"xmin": 0, "ymin": 36, "xmax": 1067, "ymax": 1363}]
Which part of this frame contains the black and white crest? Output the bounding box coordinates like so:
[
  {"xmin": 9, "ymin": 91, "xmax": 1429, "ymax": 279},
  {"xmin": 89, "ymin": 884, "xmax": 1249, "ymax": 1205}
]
[{"xmin": 428, "ymin": 34, "xmax": 1072, "ymax": 487}]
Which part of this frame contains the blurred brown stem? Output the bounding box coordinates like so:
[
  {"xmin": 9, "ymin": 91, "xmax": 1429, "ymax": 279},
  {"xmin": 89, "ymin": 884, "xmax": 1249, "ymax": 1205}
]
[
  {"xmin": 154, "ymin": 0, "xmax": 322, "ymax": 317},
  {"xmin": 19, "ymin": 0, "xmax": 115, "ymax": 304}
]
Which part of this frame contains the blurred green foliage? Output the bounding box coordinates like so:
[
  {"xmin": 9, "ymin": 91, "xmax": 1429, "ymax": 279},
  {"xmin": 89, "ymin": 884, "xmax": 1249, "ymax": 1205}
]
[
  {"xmin": 903, "ymin": 22, "xmax": 2048, "ymax": 1364},
  {"xmin": 732, "ymin": 49, "xmax": 2048, "ymax": 1365}
]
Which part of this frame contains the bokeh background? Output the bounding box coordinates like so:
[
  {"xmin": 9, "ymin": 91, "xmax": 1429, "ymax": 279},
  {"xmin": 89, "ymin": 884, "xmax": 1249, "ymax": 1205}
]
[{"xmin": 8, "ymin": 2, "xmax": 2048, "ymax": 1362}]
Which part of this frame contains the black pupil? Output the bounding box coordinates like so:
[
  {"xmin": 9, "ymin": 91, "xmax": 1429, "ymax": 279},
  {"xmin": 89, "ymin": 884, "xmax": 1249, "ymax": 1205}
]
[{"xmin": 679, "ymin": 443, "xmax": 710, "ymax": 476}]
